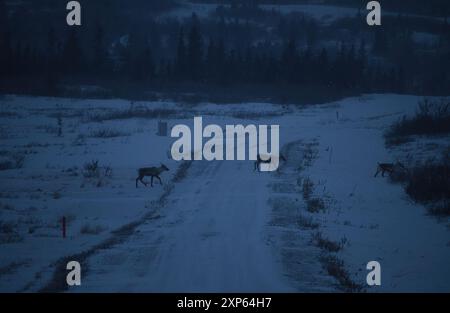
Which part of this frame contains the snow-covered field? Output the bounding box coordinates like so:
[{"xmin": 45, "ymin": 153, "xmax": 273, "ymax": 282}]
[{"xmin": 0, "ymin": 94, "xmax": 449, "ymax": 292}]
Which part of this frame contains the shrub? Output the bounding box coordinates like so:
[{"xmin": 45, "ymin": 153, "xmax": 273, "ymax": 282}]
[
  {"xmin": 82, "ymin": 160, "xmax": 113, "ymax": 187},
  {"xmin": 405, "ymin": 159, "xmax": 450, "ymax": 204},
  {"xmin": 82, "ymin": 160, "xmax": 100, "ymax": 178},
  {"xmin": 428, "ymin": 201, "xmax": 450, "ymax": 217},
  {"xmin": 80, "ymin": 224, "xmax": 106, "ymax": 235},
  {"xmin": 0, "ymin": 203, "xmax": 15, "ymax": 211},
  {"xmin": 307, "ymin": 197, "xmax": 326, "ymax": 213},
  {"xmin": 0, "ymin": 153, "xmax": 25, "ymax": 171},
  {"xmin": 0, "ymin": 111, "xmax": 18, "ymax": 117},
  {"xmin": 302, "ymin": 177, "xmax": 314, "ymax": 200},
  {"xmin": 88, "ymin": 106, "xmax": 177, "ymax": 122},
  {"xmin": 57, "ymin": 114, "xmax": 63, "ymax": 137},
  {"xmin": 0, "ymin": 161, "xmax": 13, "ymax": 171},
  {"xmin": 385, "ymin": 98, "xmax": 450, "ymax": 146},
  {"xmin": 388, "ymin": 165, "xmax": 410, "ymax": 183},
  {"xmin": 172, "ymin": 161, "xmax": 191, "ymax": 183},
  {"xmin": 231, "ymin": 111, "xmax": 282, "ymax": 120},
  {"xmin": 89, "ymin": 129, "xmax": 126, "ymax": 138},
  {"xmin": 0, "ymin": 221, "xmax": 23, "ymax": 244},
  {"xmin": 297, "ymin": 214, "xmax": 319, "ymax": 229},
  {"xmin": 320, "ymin": 255, "xmax": 363, "ymax": 292},
  {"xmin": 312, "ymin": 232, "xmax": 345, "ymax": 252},
  {"xmin": 0, "ymin": 261, "xmax": 27, "ymax": 276},
  {"xmin": 389, "ymin": 152, "xmax": 450, "ymax": 217},
  {"xmin": 14, "ymin": 154, "xmax": 25, "ymax": 168},
  {"xmin": 0, "ymin": 221, "xmax": 15, "ymax": 234},
  {"xmin": 52, "ymin": 191, "xmax": 61, "ymax": 199}
]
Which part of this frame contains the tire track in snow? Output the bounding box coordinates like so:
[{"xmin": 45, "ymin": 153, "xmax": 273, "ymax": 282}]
[
  {"xmin": 72, "ymin": 160, "xmax": 293, "ymax": 292},
  {"xmin": 35, "ymin": 161, "xmax": 192, "ymax": 292}
]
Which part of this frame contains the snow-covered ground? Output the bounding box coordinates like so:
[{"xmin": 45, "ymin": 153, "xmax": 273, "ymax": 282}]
[
  {"xmin": 161, "ymin": 1, "xmax": 446, "ymax": 25},
  {"xmin": 161, "ymin": 2, "xmax": 359, "ymax": 23},
  {"xmin": 0, "ymin": 94, "xmax": 449, "ymax": 292},
  {"xmin": 160, "ymin": 1, "xmax": 223, "ymax": 19},
  {"xmin": 261, "ymin": 3, "xmax": 359, "ymax": 23}
]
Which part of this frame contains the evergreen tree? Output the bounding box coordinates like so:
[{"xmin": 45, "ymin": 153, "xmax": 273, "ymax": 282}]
[
  {"xmin": 0, "ymin": 0, "xmax": 9, "ymax": 78},
  {"xmin": 93, "ymin": 23, "xmax": 107, "ymax": 76},
  {"xmin": 318, "ymin": 48, "xmax": 330, "ymax": 86},
  {"xmin": 373, "ymin": 29, "xmax": 388, "ymax": 55},
  {"xmin": 175, "ymin": 28, "xmax": 186, "ymax": 80},
  {"xmin": 62, "ymin": 29, "xmax": 83, "ymax": 76},
  {"xmin": 132, "ymin": 46, "xmax": 154, "ymax": 81},
  {"xmin": 0, "ymin": 33, "xmax": 12, "ymax": 79},
  {"xmin": 46, "ymin": 27, "xmax": 59, "ymax": 94},
  {"xmin": 357, "ymin": 39, "xmax": 367, "ymax": 89},
  {"xmin": 216, "ymin": 37, "xmax": 226, "ymax": 83},
  {"xmin": 281, "ymin": 38, "xmax": 298, "ymax": 82},
  {"xmin": 205, "ymin": 38, "xmax": 216, "ymax": 82},
  {"xmin": 187, "ymin": 14, "xmax": 203, "ymax": 81}
]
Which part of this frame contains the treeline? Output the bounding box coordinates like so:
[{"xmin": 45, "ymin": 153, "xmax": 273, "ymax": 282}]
[
  {"xmin": 0, "ymin": 24, "xmax": 403, "ymax": 95},
  {"xmin": 1, "ymin": 8, "xmax": 449, "ymax": 98}
]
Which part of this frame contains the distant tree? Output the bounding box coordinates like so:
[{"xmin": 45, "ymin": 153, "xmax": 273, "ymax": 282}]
[
  {"xmin": 62, "ymin": 29, "xmax": 83, "ymax": 77},
  {"xmin": 92, "ymin": 23, "xmax": 107, "ymax": 76},
  {"xmin": 397, "ymin": 66, "xmax": 406, "ymax": 92},
  {"xmin": 373, "ymin": 29, "xmax": 388, "ymax": 55},
  {"xmin": 317, "ymin": 48, "xmax": 330, "ymax": 86},
  {"xmin": 46, "ymin": 27, "xmax": 58, "ymax": 93},
  {"xmin": 242, "ymin": 46, "xmax": 254, "ymax": 83},
  {"xmin": 0, "ymin": 0, "xmax": 7, "ymax": 40},
  {"xmin": 131, "ymin": 46, "xmax": 154, "ymax": 81},
  {"xmin": 215, "ymin": 37, "xmax": 226, "ymax": 82},
  {"xmin": 120, "ymin": 30, "xmax": 147, "ymax": 81},
  {"xmin": 346, "ymin": 44, "xmax": 357, "ymax": 88},
  {"xmin": 357, "ymin": 39, "xmax": 368, "ymax": 89},
  {"xmin": 332, "ymin": 43, "xmax": 348, "ymax": 88},
  {"xmin": 13, "ymin": 41, "xmax": 23, "ymax": 77},
  {"xmin": 47, "ymin": 27, "xmax": 57, "ymax": 59},
  {"xmin": 187, "ymin": 14, "xmax": 203, "ymax": 81},
  {"xmin": 0, "ymin": 28, "xmax": 12, "ymax": 79},
  {"xmin": 281, "ymin": 38, "xmax": 298, "ymax": 82},
  {"xmin": 205, "ymin": 38, "xmax": 216, "ymax": 82},
  {"xmin": 175, "ymin": 28, "xmax": 186, "ymax": 80},
  {"xmin": 306, "ymin": 20, "xmax": 318, "ymax": 47},
  {"xmin": 22, "ymin": 44, "xmax": 31, "ymax": 76}
]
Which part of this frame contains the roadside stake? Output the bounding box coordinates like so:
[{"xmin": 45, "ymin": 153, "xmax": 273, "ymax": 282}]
[{"xmin": 62, "ymin": 216, "xmax": 66, "ymax": 238}]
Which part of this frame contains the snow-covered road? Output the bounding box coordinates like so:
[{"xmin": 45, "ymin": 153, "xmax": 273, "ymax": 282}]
[
  {"xmin": 51, "ymin": 95, "xmax": 450, "ymax": 292},
  {"xmin": 75, "ymin": 160, "xmax": 293, "ymax": 292}
]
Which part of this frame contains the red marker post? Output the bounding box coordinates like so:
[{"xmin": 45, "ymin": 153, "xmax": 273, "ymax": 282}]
[{"xmin": 62, "ymin": 216, "xmax": 66, "ymax": 238}]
